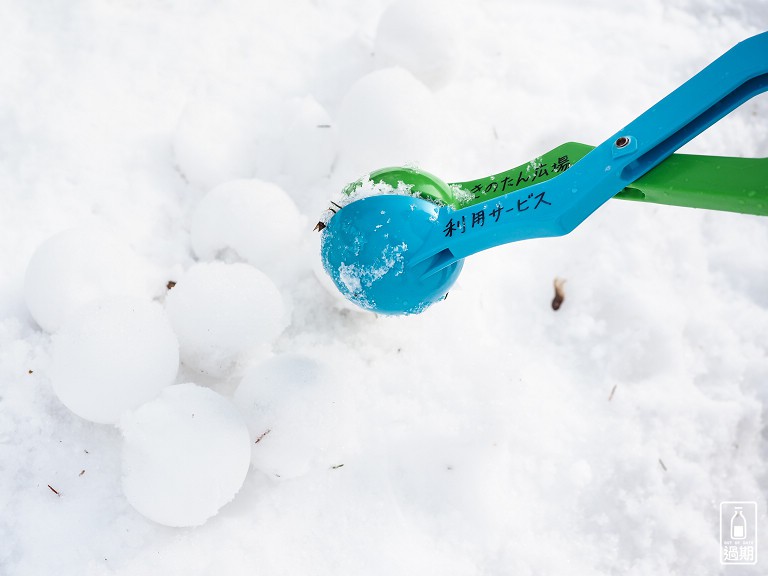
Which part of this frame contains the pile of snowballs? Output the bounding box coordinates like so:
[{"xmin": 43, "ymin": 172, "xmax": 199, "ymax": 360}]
[
  {"xmin": 24, "ymin": 181, "xmax": 354, "ymax": 527},
  {"xmin": 23, "ymin": 0, "xmax": 459, "ymax": 527}
]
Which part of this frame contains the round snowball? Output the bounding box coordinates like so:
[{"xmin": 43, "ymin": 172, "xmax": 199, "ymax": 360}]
[
  {"xmin": 233, "ymin": 354, "xmax": 357, "ymax": 478},
  {"xmin": 121, "ymin": 383, "xmax": 251, "ymax": 527},
  {"xmin": 25, "ymin": 227, "xmax": 154, "ymax": 333},
  {"xmin": 336, "ymin": 67, "xmax": 441, "ymax": 182},
  {"xmin": 173, "ymin": 82, "xmax": 285, "ymax": 189},
  {"xmin": 165, "ymin": 262, "xmax": 287, "ymax": 377},
  {"xmin": 190, "ymin": 180, "xmax": 304, "ymax": 280},
  {"xmin": 374, "ymin": 0, "xmax": 461, "ymax": 89},
  {"xmin": 51, "ymin": 298, "xmax": 179, "ymax": 424},
  {"xmin": 308, "ymin": 33, "xmax": 377, "ymax": 110}
]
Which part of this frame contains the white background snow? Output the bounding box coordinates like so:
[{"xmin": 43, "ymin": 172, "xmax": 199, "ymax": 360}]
[{"xmin": 1, "ymin": 0, "xmax": 768, "ymax": 574}]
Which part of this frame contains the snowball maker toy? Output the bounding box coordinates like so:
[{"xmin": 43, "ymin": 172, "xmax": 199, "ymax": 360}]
[{"xmin": 320, "ymin": 32, "xmax": 768, "ymax": 315}]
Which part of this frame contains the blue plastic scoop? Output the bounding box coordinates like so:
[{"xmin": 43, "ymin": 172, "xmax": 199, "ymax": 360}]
[{"xmin": 320, "ymin": 32, "xmax": 768, "ymax": 315}]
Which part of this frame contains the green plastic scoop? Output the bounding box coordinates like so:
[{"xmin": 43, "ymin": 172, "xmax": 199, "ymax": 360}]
[{"xmin": 370, "ymin": 143, "xmax": 768, "ymax": 215}]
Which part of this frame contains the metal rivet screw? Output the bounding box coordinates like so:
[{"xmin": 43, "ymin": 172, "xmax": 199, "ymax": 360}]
[{"xmin": 615, "ymin": 136, "xmax": 630, "ymax": 148}]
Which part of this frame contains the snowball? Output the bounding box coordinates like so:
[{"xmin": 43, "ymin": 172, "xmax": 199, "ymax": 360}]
[
  {"xmin": 120, "ymin": 383, "xmax": 251, "ymax": 527},
  {"xmin": 308, "ymin": 33, "xmax": 376, "ymax": 109},
  {"xmin": 165, "ymin": 262, "xmax": 287, "ymax": 377},
  {"xmin": 24, "ymin": 226, "xmax": 154, "ymax": 333},
  {"xmin": 173, "ymin": 81, "xmax": 285, "ymax": 189},
  {"xmin": 335, "ymin": 67, "xmax": 441, "ymax": 183},
  {"xmin": 51, "ymin": 298, "xmax": 179, "ymax": 424},
  {"xmin": 174, "ymin": 82, "xmax": 338, "ymax": 192},
  {"xmin": 374, "ymin": 0, "xmax": 461, "ymax": 89},
  {"xmin": 233, "ymin": 354, "xmax": 357, "ymax": 478},
  {"xmin": 281, "ymin": 96, "xmax": 338, "ymax": 184},
  {"xmin": 189, "ymin": 180, "xmax": 304, "ymax": 280}
]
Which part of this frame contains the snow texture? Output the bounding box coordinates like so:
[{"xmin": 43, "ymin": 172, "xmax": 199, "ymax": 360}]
[
  {"xmin": 120, "ymin": 384, "xmax": 251, "ymax": 527},
  {"xmin": 320, "ymin": 175, "xmax": 420, "ymax": 226},
  {"xmin": 338, "ymin": 241, "xmax": 408, "ymax": 301},
  {"xmin": 51, "ymin": 298, "xmax": 179, "ymax": 424},
  {"xmin": 233, "ymin": 354, "xmax": 358, "ymax": 478},
  {"xmin": 310, "ymin": 233, "xmax": 362, "ymax": 312},
  {"xmin": 281, "ymin": 96, "xmax": 339, "ymax": 185},
  {"xmin": 2, "ymin": 0, "xmax": 768, "ymax": 574}
]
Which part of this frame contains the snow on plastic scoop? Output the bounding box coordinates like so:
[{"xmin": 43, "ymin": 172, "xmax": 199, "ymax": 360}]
[{"xmin": 320, "ymin": 32, "xmax": 768, "ymax": 315}]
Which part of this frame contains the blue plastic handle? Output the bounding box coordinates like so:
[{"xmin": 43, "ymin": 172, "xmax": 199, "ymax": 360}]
[
  {"xmin": 411, "ymin": 31, "xmax": 768, "ymax": 276},
  {"xmin": 321, "ymin": 32, "xmax": 768, "ymax": 315}
]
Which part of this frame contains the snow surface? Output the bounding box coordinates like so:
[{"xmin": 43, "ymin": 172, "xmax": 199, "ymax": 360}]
[
  {"xmin": 2, "ymin": 0, "xmax": 768, "ymax": 575},
  {"xmin": 233, "ymin": 354, "xmax": 358, "ymax": 478}
]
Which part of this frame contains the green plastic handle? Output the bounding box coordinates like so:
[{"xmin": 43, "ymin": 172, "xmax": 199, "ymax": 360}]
[{"xmin": 449, "ymin": 142, "xmax": 768, "ymax": 216}]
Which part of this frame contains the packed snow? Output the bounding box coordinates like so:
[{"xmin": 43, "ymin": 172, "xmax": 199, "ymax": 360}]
[
  {"xmin": 172, "ymin": 82, "xmax": 287, "ymax": 190},
  {"xmin": 190, "ymin": 179, "xmax": 305, "ymax": 281},
  {"xmin": 319, "ymin": 175, "xmax": 421, "ymax": 226},
  {"xmin": 23, "ymin": 226, "xmax": 156, "ymax": 333},
  {"xmin": 374, "ymin": 0, "xmax": 461, "ymax": 89},
  {"xmin": 51, "ymin": 297, "xmax": 179, "ymax": 424},
  {"xmin": 120, "ymin": 383, "xmax": 251, "ymax": 527},
  {"xmin": 165, "ymin": 262, "xmax": 287, "ymax": 377},
  {"xmin": 1, "ymin": 0, "xmax": 768, "ymax": 575},
  {"xmin": 336, "ymin": 67, "xmax": 443, "ymax": 183}
]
